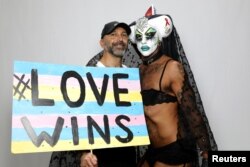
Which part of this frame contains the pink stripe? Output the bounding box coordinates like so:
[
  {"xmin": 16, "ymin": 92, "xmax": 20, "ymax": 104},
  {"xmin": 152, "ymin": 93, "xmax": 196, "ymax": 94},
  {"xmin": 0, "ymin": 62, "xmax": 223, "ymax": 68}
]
[
  {"xmin": 12, "ymin": 114, "xmax": 146, "ymax": 128},
  {"xmin": 13, "ymin": 73, "xmax": 141, "ymax": 90}
]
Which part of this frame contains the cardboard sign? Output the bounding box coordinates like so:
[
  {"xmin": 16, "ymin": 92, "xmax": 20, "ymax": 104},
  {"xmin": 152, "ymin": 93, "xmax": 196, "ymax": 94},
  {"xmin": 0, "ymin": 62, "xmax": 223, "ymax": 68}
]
[{"xmin": 12, "ymin": 60, "xmax": 149, "ymax": 154}]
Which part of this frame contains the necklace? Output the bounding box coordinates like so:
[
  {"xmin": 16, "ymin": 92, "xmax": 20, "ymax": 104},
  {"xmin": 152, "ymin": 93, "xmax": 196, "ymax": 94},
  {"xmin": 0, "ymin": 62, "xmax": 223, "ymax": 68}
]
[{"xmin": 142, "ymin": 49, "xmax": 163, "ymax": 65}]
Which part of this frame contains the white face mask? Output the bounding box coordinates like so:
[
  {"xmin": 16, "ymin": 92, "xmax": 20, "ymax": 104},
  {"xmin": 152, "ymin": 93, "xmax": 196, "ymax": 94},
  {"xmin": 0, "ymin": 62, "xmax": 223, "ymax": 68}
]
[{"xmin": 135, "ymin": 25, "xmax": 160, "ymax": 57}]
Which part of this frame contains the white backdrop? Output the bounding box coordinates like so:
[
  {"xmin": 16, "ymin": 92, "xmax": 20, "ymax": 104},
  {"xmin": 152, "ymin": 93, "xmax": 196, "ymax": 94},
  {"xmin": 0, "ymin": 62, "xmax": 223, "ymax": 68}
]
[{"xmin": 1, "ymin": 0, "xmax": 250, "ymax": 166}]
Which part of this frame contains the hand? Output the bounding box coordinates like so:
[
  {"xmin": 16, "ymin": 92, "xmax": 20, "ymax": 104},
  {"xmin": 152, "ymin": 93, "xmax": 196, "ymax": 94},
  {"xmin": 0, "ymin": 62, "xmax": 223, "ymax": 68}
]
[
  {"xmin": 200, "ymin": 151, "xmax": 208, "ymax": 159},
  {"xmin": 80, "ymin": 152, "xmax": 98, "ymax": 167}
]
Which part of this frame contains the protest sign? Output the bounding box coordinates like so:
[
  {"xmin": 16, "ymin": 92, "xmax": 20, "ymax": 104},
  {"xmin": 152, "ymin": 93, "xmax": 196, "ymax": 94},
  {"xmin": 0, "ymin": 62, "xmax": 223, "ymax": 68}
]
[{"xmin": 12, "ymin": 60, "xmax": 149, "ymax": 153}]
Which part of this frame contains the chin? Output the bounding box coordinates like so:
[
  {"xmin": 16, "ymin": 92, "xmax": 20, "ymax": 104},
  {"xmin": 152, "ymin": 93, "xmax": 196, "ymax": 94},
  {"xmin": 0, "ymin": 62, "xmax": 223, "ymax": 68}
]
[
  {"xmin": 114, "ymin": 51, "xmax": 125, "ymax": 57},
  {"xmin": 141, "ymin": 53, "xmax": 151, "ymax": 57}
]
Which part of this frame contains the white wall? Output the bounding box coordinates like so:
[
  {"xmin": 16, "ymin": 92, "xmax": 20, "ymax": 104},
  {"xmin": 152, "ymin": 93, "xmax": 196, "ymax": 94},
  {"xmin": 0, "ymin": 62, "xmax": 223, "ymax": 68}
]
[{"xmin": 1, "ymin": 0, "xmax": 250, "ymax": 166}]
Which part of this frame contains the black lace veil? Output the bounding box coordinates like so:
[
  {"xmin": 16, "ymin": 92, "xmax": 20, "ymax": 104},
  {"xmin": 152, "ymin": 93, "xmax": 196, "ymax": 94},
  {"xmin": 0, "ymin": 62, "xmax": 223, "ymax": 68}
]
[{"xmin": 171, "ymin": 21, "xmax": 218, "ymax": 151}]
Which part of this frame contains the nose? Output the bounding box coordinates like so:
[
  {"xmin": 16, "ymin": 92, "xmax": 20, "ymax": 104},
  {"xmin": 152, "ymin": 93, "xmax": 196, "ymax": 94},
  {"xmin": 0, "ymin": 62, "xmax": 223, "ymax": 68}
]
[
  {"xmin": 116, "ymin": 34, "xmax": 123, "ymax": 41},
  {"xmin": 116, "ymin": 34, "xmax": 126, "ymax": 42},
  {"xmin": 141, "ymin": 36, "xmax": 147, "ymax": 44}
]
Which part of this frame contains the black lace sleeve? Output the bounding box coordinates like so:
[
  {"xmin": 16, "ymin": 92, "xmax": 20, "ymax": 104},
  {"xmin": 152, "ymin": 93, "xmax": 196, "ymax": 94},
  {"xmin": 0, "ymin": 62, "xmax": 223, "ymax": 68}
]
[
  {"xmin": 172, "ymin": 25, "xmax": 218, "ymax": 152},
  {"xmin": 178, "ymin": 74, "xmax": 212, "ymax": 151}
]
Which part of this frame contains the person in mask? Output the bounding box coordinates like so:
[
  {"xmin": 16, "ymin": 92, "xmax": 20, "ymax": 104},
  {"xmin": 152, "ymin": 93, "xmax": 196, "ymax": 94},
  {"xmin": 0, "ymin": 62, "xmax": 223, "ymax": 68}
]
[{"xmin": 128, "ymin": 14, "xmax": 218, "ymax": 167}]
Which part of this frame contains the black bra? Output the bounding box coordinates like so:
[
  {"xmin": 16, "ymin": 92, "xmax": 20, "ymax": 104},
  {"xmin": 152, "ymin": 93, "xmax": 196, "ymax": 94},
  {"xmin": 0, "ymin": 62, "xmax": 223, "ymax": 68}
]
[
  {"xmin": 141, "ymin": 59, "xmax": 177, "ymax": 106},
  {"xmin": 141, "ymin": 89, "xmax": 177, "ymax": 106}
]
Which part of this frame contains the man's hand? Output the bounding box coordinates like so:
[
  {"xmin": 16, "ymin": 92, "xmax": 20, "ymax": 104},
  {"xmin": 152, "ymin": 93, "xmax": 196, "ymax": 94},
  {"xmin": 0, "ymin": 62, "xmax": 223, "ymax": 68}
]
[{"xmin": 80, "ymin": 152, "xmax": 98, "ymax": 167}]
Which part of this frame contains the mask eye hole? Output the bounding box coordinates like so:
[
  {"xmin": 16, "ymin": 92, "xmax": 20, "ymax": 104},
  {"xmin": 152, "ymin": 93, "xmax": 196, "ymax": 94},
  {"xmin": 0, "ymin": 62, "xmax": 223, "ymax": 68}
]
[
  {"xmin": 135, "ymin": 34, "xmax": 142, "ymax": 41},
  {"xmin": 145, "ymin": 27, "xmax": 157, "ymax": 40},
  {"xmin": 146, "ymin": 31, "xmax": 156, "ymax": 40},
  {"xmin": 135, "ymin": 30, "xmax": 142, "ymax": 42}
]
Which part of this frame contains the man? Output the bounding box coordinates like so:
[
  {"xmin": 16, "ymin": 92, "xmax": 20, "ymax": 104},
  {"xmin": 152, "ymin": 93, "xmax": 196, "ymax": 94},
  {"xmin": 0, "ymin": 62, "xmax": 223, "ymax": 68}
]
[
  {"xmin": 49, "ymin": 21, "xmax": 137, "ymax": 167},
  {"xmin": 80, "ymin": 21, "xmax": 137, "ymax": 167}
]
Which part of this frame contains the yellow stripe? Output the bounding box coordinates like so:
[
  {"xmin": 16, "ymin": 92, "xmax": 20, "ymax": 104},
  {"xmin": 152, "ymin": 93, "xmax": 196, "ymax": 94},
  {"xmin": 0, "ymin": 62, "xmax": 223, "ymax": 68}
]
[
  {"xmin": 13, "ymin": 86, "xmax": 142, "ymax": 102},
  {"xmin": 11, "ymin": 136, "xmax": 150, "ymax": 153}
]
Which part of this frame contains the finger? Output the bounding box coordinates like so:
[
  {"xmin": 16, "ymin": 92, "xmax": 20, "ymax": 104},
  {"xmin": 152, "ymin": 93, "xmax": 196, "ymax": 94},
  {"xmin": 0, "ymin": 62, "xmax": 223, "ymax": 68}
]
[{"xmin": 90, "ymin": 154, "xmax": 98, "ymax": 165}]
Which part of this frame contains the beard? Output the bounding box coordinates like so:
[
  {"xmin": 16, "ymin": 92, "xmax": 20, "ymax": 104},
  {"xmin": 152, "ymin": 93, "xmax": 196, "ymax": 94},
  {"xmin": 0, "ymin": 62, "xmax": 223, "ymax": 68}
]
[{"xmin": 108, "ymin": 41, "xmax": 127, "ymax": 57}]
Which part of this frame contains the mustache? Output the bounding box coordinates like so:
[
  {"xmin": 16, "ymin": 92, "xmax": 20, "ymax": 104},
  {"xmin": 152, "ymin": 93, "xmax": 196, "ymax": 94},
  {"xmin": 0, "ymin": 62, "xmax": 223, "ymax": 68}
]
[{"xmin": 113, "ymin": 41, "xmax": 126, "ymax": 47}]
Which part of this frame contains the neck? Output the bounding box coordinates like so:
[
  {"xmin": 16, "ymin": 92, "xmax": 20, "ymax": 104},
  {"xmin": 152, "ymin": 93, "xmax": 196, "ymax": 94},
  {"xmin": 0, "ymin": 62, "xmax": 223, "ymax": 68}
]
[
  {"xmin": 100, "ymin": 52, "xmax": 122, "ymax": 67},
  {"xmin": 142, "ymin": 47, "xmax": 162, "ymax": 65}
]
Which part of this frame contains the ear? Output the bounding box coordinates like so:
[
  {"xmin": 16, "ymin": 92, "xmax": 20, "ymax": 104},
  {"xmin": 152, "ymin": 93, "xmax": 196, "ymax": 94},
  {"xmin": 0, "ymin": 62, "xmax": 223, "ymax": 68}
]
[{"xmin": 99, "ymin": 39, "xmax": 104, "ymax": 48}]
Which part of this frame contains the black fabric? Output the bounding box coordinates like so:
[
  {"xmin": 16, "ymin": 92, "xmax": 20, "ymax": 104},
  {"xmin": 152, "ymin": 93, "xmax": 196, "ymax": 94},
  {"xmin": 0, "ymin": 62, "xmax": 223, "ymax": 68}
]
[
  {"xmin": 141, "ymin": 47, "xmax": 163, "ymax": 65},
  {"xmin": 49, "ymin": 151, "xmax": 82, "ymax": 167},
  {"xmin": 141, "ymin": 89, "xmax": 177, "ymax": 106},
  {"xmin": 101, "ymin": 21, "xmax": 131, "ymax": 39},
  {"xmin": 93, "ymin": 147, "xmax": 136, "ymax": 167},
  {"xmin": 171, "ymin": 22, "xmax": 218, "ymax": 152},
  {"xmin": 144, "ymin": 138, "xmax": 198, "ymax": 167}
]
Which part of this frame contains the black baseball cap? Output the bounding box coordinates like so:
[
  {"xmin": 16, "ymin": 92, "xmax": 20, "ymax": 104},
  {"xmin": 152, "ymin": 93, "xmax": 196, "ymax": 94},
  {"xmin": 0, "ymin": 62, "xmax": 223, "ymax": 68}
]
[{"xmin": 101, "ymin": 21, "xmax": 131, "ymax": 39}]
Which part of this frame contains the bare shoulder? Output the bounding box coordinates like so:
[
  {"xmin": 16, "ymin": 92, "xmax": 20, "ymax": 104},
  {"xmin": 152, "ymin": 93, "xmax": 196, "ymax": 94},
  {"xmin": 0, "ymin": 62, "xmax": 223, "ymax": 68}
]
[
  {"xmin": 167, "ymin": 60, "xmax": 184, "ymax": 74},
  {"xmin": 167, "ymin": 60, "xmax": 184, "ymax": 80}
]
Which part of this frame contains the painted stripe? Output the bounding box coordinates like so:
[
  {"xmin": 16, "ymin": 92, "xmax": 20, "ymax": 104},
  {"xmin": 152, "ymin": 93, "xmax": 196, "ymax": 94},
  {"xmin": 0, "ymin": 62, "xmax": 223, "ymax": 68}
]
[
  {"xmin": 12, "ymin": 114, "xmax": 147, "ymax": 128},
  {"xmin": 12, "ymin": 101, "xmax": 144, "ymax": 115},
  {"xmin": 11, "ymin": 136, "xmax": 150, "ymax": 154},
  {"xmin": 13, "ymin": 73, "xmax": 141, "ymax": 90},
  {"xmin": 13, "ymin": 87, "xmax": 142, "ymax": 102},
  {"xmin": 12, "ymin": 125, "xmax": 149, "ymax": 140},
  {"xmin": 14, "ymin": 61, "xmax": 139, "ymax": 80}
]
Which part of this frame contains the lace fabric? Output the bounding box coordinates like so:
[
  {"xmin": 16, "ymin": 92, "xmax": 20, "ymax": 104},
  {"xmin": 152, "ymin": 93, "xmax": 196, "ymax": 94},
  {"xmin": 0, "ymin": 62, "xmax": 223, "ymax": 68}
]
[
  {"xmin": 141, "ymin": 89, "xmax": 177, "ymax": 106},
  {"xmin": 49, "ymin": 151, "xmax": 82, "ymax": 167},
  {"xmin": 172, "ymin": 24, "xmax": 218, "ymax": 151}
]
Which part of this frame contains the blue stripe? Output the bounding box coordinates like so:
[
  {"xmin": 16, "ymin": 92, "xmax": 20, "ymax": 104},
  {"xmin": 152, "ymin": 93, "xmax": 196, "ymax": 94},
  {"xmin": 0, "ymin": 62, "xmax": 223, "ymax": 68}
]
[
  {"xmin": 12, "ymin": 100, "xmax": 144, "ymax": 115},
  {"xmin": 14, "ymin": 60, "xmax": 139, "ymax": 80},
  {"xmin": 12, "ymin": 125, "xmax": 148, "ymax": 141}
]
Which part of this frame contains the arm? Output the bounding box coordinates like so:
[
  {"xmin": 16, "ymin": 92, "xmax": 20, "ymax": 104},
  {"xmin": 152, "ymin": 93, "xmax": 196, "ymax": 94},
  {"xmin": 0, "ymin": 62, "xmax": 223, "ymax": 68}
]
[{"xmin": 169, "ymin": 61, "xmax": 211, "ymax": 158}]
